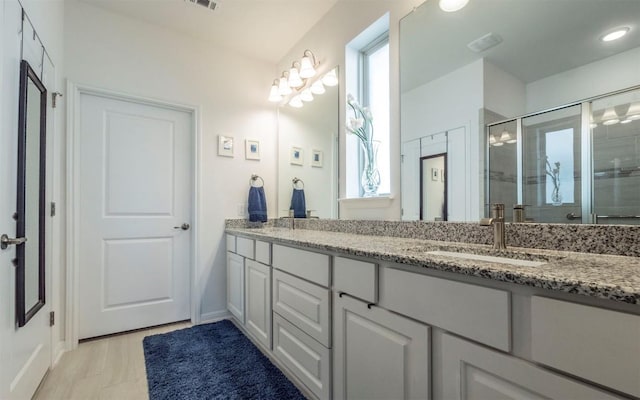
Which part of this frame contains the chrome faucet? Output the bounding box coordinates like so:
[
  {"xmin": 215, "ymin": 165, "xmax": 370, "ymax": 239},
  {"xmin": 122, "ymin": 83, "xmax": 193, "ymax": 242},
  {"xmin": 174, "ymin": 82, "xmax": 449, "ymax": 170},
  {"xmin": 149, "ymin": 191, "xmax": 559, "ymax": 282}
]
[{"xmin": 480, "ymin": 203, "xmax": 506, "ymax": 250}]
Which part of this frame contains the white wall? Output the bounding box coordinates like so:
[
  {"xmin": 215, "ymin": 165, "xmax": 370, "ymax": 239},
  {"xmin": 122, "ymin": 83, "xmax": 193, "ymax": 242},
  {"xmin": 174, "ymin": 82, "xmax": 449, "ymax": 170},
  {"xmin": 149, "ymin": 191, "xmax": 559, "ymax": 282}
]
[
  {"xmin": 64, "ymin": 0, "xmax": 278, "ymax": 321},
  {"xmin": 483, "ymin": 60, "xmax": 526, "ymax": 119},
  {"xmin": 275, "ymin": 0, "xmax": 416, "ymax": 220},
  {"xmin": 526, "ymin": 46, "xmax": 640, "ymax": 113}
]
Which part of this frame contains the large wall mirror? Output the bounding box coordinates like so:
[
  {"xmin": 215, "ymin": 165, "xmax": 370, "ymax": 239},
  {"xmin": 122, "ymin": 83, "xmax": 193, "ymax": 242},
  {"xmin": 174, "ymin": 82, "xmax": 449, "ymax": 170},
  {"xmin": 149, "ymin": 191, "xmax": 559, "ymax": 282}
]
[
  {"xmin": 400, "ymin": 0, "xmax": 640, "ymax": 223},
  {"xmin": 277, "ymin": 68, "xmax": 339, "ymax": 219},
  {"xmin": 17, "ymin": 60, "xmax": 47, "ymax": 327}
]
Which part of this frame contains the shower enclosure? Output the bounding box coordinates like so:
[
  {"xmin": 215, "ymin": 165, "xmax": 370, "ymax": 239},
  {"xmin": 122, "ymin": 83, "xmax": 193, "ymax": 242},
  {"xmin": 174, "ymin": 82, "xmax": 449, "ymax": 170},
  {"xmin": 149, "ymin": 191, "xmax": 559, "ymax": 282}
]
[{"xmin": 487, "ymin": 86, "xmax": 640, "ymax": 224}]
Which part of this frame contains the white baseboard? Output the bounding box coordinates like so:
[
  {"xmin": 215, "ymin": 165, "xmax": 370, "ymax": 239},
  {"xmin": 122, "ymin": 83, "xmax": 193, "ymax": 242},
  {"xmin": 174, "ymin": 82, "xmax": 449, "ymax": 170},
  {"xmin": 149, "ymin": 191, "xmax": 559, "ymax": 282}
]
[
  {"xmin": 199, "ymin": 310, "xmax": 230, "ymax": 324},
  {"xmin": 52, "ymin": 341, "xmax": 66, "ymax": 367}
]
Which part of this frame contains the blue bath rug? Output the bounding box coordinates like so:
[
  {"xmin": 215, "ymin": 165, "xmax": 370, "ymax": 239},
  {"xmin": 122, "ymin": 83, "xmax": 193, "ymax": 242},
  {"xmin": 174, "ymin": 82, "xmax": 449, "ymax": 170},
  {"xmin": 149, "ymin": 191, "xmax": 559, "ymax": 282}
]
[{"xmin": 143, "ymin": 319, "xmax": 305, "ymax": 400}]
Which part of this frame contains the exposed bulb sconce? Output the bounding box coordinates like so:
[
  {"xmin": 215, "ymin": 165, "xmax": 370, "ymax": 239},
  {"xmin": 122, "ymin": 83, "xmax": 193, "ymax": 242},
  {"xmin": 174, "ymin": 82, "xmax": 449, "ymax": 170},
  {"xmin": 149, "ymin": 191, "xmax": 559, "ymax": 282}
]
[
  {"xmin": 268, "ymin": 79, "xmax": 282, "ymax": 102},
  {"xmin": 299, "ymin": 50, "xmax": 318, "ymax": 79}
]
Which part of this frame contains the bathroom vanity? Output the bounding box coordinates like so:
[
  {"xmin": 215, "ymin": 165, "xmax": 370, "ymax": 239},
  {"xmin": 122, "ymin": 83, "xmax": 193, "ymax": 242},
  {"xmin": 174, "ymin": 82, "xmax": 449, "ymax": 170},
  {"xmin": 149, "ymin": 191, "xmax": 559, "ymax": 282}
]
[{"xmin": 225, "ymin": 222, "xmax": 640, "ymax": 400}]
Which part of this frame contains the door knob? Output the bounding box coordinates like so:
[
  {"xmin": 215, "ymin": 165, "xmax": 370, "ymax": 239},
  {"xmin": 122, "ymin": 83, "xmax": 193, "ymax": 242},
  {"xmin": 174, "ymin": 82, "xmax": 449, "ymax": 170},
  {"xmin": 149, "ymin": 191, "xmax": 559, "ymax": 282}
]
[
  {"xmin": 173, "ymin": 223, "xmax": 190, "ymax": 231},
  {"xmin": 1, "ymin": 234, "xmax": 27, "ymax": 250}
]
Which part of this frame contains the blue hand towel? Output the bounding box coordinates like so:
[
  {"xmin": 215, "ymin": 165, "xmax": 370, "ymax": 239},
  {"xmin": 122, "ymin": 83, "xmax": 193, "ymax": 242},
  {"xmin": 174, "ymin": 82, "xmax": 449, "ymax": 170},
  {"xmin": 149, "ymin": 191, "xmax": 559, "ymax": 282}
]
[
  {"xmin": 290, "ymin": 188, "xmax": 306, "ymax": 218},
  {"xmin": 248, "ymin": 186, "xmax": 268, "ymax": 222}
]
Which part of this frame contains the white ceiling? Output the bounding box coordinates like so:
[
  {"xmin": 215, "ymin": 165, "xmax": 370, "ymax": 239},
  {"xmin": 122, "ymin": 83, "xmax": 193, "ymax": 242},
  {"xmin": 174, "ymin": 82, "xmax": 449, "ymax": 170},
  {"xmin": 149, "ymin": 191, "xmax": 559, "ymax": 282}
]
[
  {"xmin": 401, "ymin": 0, "xmax": 640, "ymax": 92},
  {"xmin": 80, "ymin": 0, "xmax": 339, "ymax": 64}
]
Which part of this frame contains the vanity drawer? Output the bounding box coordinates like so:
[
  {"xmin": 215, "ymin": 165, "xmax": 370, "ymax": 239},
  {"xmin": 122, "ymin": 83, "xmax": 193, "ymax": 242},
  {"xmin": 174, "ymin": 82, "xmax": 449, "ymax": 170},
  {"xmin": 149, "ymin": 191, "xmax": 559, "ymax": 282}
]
[
  {"xmin": 272, "ymin": 244, "xmax": 330, "ymax": 287},
  {"xmin": 255, "ymin": 240, "xmax": 271, "ymax": 265},
  {"xmin": 333, "ymin": 256, "xmax": 378, "ymax": 303},
  {"xmin": 531, "ymin": 296, "xmax": 640, "ymax": 397},
  {"xmin": 379, "ymin": 266, "xmax": 511, "ymax": 351},
  {"xmin": 273, "ymin": 269, "xmax": 331, "ymax": 347},
  {"xmin": 273, "ymin": 312, "xmax": 331, "ymax": 400},
  {"xmin": 236, "ymin": 237, "xmax": 254, "ymax": 259},
  {"xmin": 226, "ymin": 234, "xmax": 236, "ymax": 253}
]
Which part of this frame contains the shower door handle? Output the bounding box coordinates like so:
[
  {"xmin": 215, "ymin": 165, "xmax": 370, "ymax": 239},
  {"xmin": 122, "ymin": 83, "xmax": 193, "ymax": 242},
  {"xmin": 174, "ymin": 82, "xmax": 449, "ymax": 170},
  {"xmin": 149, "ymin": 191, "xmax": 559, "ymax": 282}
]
[
  {"xmin": 173, "ymin": 223, "xmax": 190, "ymax": 231},
  {"xmin": 1, "ymin": 234, "xmax": 27, "ymax": 250}
]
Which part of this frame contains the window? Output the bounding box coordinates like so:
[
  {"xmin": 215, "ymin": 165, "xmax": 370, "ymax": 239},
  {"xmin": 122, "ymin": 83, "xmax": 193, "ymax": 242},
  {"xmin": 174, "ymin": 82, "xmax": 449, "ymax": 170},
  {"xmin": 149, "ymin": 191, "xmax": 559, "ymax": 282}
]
[
  {"xmin": 545, "ymin": 128, "xmax": 575, "ymax": 204},
  {"xmin": 360, "ymin": 34, "xmax": 390, "ymax": 195}
]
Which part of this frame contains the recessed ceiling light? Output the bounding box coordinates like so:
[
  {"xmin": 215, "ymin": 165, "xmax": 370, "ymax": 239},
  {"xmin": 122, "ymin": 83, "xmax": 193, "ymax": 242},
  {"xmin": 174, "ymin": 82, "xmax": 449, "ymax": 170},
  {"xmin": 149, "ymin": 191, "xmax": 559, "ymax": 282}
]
[
  {"xmin": 439, "ymin": 0, "xmax": 469, "ymax": 12},
  {"xmin": 601, "ymin": 27, "xmax": 630, "ymax": 42}
]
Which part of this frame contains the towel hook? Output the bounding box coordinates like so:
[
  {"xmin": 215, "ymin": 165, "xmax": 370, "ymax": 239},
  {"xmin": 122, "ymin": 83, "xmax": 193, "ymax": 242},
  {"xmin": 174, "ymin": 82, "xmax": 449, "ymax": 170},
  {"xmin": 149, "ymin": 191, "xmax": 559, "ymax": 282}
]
[
  {"xmin": 292, "ymin": 177, "xmax": 304, "ymax": 189},
  {"xmin": 250, "ymin": 174, "xmax": 264, "ymax": 187}
]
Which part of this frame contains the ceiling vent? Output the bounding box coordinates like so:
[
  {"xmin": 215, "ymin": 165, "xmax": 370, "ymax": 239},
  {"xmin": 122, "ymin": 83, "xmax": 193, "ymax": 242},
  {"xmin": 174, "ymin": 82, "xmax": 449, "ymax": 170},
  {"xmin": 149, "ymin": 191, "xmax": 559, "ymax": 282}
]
[
  {"xmin": 184, "ymin": 0, "xmax": 217, "ymax": 11},
  {"xmin": 467, "ymin": 33, "xmax": 503, "ymax": 53}
]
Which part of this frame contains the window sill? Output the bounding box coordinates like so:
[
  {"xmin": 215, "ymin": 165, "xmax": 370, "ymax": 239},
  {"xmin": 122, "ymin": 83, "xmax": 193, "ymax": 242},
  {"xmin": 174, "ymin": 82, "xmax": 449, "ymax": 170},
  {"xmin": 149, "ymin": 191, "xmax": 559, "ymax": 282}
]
[{"xmin": 338, "ymin": 195, "xmax": 395, "ymax": 209}]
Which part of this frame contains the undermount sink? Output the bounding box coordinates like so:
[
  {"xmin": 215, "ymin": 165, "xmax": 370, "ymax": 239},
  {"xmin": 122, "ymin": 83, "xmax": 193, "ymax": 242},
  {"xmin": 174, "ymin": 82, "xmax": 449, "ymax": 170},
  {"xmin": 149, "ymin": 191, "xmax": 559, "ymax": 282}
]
[{"xmin": 425, "ymin": 250, "xmax": 547, "ymax": 267}]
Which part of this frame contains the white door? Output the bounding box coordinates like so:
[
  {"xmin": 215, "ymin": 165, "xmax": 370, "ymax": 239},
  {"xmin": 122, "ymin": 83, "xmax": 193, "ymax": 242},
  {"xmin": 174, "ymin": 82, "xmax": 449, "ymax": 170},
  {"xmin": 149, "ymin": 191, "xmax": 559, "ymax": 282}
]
[
  {"xmin": 226, "ymin": 252, "xmax": 244, "ymax": 324},
  {"xmin": 244, "ymin": 259, "xmax": 271, "ymax": 349},
  {"xmin": 78, "ymin": 92, "xmax": 192, "ymax": 339},
  {"xmin": 333, "ymin": 293, "xmax": 430, "ymax": 400},
  {"xmin": 0, "ymin": 2, "xmax": 54, "ymax": 398}
]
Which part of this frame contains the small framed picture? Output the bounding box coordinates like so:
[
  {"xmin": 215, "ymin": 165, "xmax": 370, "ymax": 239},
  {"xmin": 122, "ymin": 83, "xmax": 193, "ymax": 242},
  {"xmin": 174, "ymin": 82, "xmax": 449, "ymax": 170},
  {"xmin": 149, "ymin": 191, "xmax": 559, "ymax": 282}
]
[
  {"xmin": 290, "ymin": 146, "xmax": 303, "ymax": 165},
  {"xmin": 245, "ymin": 139, "xmax": 260, "ymax": 160},
  {"xmin": 440, "ymin": 168, "xmax": 445, "ymax": 182},
  {"xmin": 311, "ymin": 149, "xmax": 323, "ymax": 168},
  {"xmin": 218, "ymin": 135, "xmax": 234, "ymax": 157},
  {"xmin": 431, "ymin": 168, "xmax": 439, "ymax": 181}
]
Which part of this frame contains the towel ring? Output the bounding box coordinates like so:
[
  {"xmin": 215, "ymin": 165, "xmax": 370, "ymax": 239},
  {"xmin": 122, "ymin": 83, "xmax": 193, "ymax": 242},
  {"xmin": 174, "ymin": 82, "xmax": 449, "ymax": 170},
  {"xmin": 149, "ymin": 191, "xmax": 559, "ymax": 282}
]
[
  {"xmin": 292, "ymin": 177, "xmax": 304, "ymax": 189},
  {"xmin": 250, "ymin": 174, "xmax": 264, "ymax": 187}
]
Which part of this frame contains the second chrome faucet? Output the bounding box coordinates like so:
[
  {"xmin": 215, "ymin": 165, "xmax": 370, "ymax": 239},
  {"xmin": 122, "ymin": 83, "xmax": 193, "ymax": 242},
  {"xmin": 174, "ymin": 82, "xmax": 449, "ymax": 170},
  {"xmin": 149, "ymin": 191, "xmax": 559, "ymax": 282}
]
[{"xmin": 480, "ymin": 203, "xmax": 506, "ymax": 250}]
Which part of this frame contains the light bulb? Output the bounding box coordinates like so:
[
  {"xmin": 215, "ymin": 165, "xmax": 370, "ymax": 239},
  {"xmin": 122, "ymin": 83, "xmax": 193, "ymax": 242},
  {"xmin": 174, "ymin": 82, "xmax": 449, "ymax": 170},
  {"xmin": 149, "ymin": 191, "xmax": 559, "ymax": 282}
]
[
  {"xmin": 601, "ymin": 107, "xmax": 619, "ymax": 126},
  {"xmin": 300, "ymin": 89, "xmax": 314, "ymax": 102},
  {"xmin": 626, "ymin": 102, "xmax": 640, "ymax": 119},
  {"xmin": 310, "ymin": 80, "xmax": 325, "ymax": 94},
  {"xmin": 499, "ymin": 130, "xmax": 511, "ymax": 142},
  {"xmin": 322, "ymin": 69, "xmax": 338, "ymax": 87},
  {"xmin": 268, "ymin": 83, "xmax": 282, "ymax": 102},
  {"xmin": 489, "ymin": 135, "xmax": 496, "ymax": 145},
  {"xmin": 289, "ymin": 96, "xmax": 303, "ymax": 108}
]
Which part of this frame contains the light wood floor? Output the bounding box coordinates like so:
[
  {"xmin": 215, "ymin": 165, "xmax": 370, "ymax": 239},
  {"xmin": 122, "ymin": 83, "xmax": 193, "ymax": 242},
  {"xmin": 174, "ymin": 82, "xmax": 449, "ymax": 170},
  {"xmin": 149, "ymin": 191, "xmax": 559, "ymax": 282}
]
[{"xmin": 33, "ymin": 321, "xmax": 192, "ymax": 400}]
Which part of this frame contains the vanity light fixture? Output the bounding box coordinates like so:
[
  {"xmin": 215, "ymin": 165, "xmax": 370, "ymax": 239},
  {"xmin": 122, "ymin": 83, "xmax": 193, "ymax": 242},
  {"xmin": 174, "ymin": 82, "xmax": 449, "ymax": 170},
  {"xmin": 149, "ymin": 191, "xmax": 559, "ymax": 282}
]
[
  {"xmin": 322, "ymin": 68, "xmax": 339, "ymax": 86},
  {"xmin": 268, "ymin": 80, "xmax": 283, "ymax": 102},
  {"xmin": 299, "ymin": 50, "xmax": 318, "ymax": 79},
  {"xmin": 300, "ymin": 88, "xmax": 314, "ymax": 102},
  {"xmin": 289, "ymin": 95, "xmax": 303, "ymax": 108},
  {"xmin": 601, "ymin": 107, "xmax": 620, "ymax": 126},
  {"xmin": 600, "ymin": 27, "xmax": 630, "ymax": 42},
  {"xmin": 439, "ymin": 0, "xmax": 469, "ymax": 12},
  {"xmin": 310, "ymin": 80, "xmax": 326, "ymax": 94},
  {"xmin": 626, "ymin": 102, "xmax": 640, "ymax": 120},
  {"xmin": 288, "ymin": 62, "xmax": 304, "ymax": 88}
]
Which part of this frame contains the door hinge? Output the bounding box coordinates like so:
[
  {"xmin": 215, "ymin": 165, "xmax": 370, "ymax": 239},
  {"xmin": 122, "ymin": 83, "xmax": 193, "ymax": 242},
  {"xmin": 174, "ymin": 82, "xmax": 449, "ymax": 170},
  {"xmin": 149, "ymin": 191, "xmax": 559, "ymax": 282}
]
[
  {"xmin": 52, "ymin": 92, "xmax": 63, "ymax": 108},
  {"xmin": 49, "ymin": 311, "xmax": 55, "ymax": 327},
  {"xmin": 50, "ymin": 202, "xmax": 56, "ymax": 217}
]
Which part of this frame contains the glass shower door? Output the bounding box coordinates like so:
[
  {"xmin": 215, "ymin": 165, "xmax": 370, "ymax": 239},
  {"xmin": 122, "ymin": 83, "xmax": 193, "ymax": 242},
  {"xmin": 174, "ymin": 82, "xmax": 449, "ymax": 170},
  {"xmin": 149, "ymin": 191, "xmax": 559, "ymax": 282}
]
[
  {"xmin": 591, "ymin": 89, "xmax": 640, "ymax": 225},
  {"xmin": 522, "ymin": 105, "xmax": 582, "ymax": 223}
]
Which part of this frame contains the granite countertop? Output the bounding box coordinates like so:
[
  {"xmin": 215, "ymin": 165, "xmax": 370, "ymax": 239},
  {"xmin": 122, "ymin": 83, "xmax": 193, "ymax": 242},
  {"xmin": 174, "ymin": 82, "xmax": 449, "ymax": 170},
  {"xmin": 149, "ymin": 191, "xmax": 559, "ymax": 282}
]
[{"xmin": 226, "ymin": 227, "xmax": 640, "ymax": 305}]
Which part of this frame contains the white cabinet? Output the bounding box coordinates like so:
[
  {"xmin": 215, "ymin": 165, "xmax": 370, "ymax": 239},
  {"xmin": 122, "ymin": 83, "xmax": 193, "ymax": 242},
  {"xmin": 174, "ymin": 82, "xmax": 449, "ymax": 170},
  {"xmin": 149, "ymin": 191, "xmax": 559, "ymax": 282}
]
[
  {"xmin": 226, "ymin": 251, "xmax": 244, "ymax": 324},
  {"xmin": 333, "ymin": 293, "xmax": 431, "ymax": 400},
  {"xmin": 440, "ymin": 333, "xmax": 622, "ymax": 400},
  {"xmin": 273, "ymin": 313, "xmax": 331, "ymax": 400},
  {"xmin": 244, "ymin": 259, "xmax": 271, "ymax": 350}
]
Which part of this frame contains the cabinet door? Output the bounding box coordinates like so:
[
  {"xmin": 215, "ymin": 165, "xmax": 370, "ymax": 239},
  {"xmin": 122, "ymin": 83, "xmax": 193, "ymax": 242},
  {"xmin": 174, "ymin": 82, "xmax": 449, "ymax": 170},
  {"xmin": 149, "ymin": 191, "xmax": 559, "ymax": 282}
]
[
  {"xmin": 334, "ymin": 293, "xmax": 431, "ymax": 400},
  {"xmin": 226, "ymin": 252, "xmax": 244, "ymax": 324},
  {"xmin": 245, "ymin": 259, "xmax": 271, "ymax": 349},
  {"xmin": 440, "ymin": 333, "xmax": 623, "ymax": 400}
]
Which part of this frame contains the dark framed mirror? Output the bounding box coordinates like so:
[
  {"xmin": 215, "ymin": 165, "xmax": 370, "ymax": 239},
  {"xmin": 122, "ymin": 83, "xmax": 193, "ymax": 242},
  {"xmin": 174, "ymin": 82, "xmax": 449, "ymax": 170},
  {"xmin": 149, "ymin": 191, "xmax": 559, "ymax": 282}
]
[
  {"xmin": 16, "ymin": 59, "xmax": 47, "ymax": 327},
  {"xmin": 420, "ymin": 153, "xmax": 447, "ymax": 221}
]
